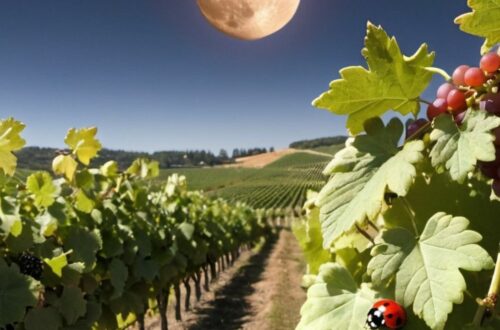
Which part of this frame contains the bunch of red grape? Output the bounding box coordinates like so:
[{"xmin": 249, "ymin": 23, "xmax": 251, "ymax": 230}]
[{"xmin": 407, "ymin": 50, "xmax": 500, "ymax": 196}]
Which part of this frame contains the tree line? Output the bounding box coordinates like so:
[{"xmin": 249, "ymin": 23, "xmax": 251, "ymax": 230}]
[{"xmin": 15, "ymin": 146, "xmax": 274, "ymax": 170}]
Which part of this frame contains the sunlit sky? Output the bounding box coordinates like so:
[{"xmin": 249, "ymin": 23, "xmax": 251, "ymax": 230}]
[{"xmin": 1, "ymin": 0, "xmax": 482, "ymax": 152}]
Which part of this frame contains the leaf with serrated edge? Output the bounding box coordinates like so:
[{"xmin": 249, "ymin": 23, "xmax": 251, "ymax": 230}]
[
  {"xmin": 317, "ymin": 117, "xmax": 423, "ymax": 247},
  {"xmin": 313, "ymin": 23, "xmax": 434, "ymax": 134},
  {"xmin": 430, "ymin": 110, "xmax": 500, "ymax": 183},
  {"xmin": 297, "ymin": 263, "xmax": 376, "ymax": 330},
  {"xmin": 292, "ymin": 207, "xmax": 333, "ymax": 274},
  {"xmin": 455, "ymin": 0, "xmax": 500, "ymax": 53},
  {"xmin": 0, "ymin": 261, "xmax": 38, "ymax": 326},
  {"xmin": 52, "ymin": 155, "xmax": 77, "ymax": 181},
  {"xmin": 64, "ymin": 127, "xmax": 102, "ymax": 165},
  {"xmin": 25, "ymin": 307, "xmax": 62, "ymax": 330},
  {"xmin": 0, "ymin": 117, "xmax": 26, "ymax": 176},
  {"xmin": 369, "ymin": 212, "xmax": 494, "ymax": 330},
  {"xmin": 110, "ymin": 259, "xmax": 128, "ymax": 299},
  {"xmin": 26, "ymin": 171, "xmax": 57, "ymax": 208},
  {"xmin": 57, "ymin": 287, "xmax": 87, "ymax": 324}
]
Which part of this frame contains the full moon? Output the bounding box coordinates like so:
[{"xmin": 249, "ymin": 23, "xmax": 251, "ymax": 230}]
[{"xmin": 197, "ymin": 0, "xmax": 301, "ymax": 40}]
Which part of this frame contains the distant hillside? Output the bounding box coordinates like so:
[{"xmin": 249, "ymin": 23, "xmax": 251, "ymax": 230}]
[
  {"xmin": 289, "ymin": 136, "xmax": 347, "ymax": 149},
  {"xmin": 15, "ymin": 147, "xmax": 233, "ymax": 170}
]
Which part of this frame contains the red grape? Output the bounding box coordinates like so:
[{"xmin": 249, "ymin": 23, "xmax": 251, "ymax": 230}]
[
  {"xmin": 480, "ymin": 93, "xmax": 500, "ymax": 114},
  {"xmin": 492, "ymin": 179, "xmax": 500, "ymax": 197},
  {"xmin": 447, "ymin": 90, "xmax": 467, "ymax": 112},
  {"xmin": 480, "ymin": 52, "xmax": 500, "ymax": 73},
  {"xmin": 436, "ymin": 83, "xmax": 455, "ymax": 99},
  {"xmin": 452, "ymin": 65, "xmax": 470, "ymax": 86},
  {"xmin": 464, "ymin": 67, "xmax": 486, "ymax": 87},
  {"xmin": 406, "ymin": 118, "xmax": 429, "ymax": 139},
  {"xmin": 427, "ymin": 98, "xmax": 448, "ymax": 120}
]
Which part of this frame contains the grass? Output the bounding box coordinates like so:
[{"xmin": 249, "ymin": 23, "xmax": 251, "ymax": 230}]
[{"xmin": 156, "ymin": 151, "xmax": 333, "ymax": 209}]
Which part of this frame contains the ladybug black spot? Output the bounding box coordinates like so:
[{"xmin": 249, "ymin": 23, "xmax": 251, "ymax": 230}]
[
  {"xmin": 383, "ymin": 302, "xmax": 390, "ymax": 306},
  {"xmin": 387, "ymin": 313, "xmax": 393, "ymax": 319},
  {"xmin": 396, "ymin": 317, "xmax": 403, "ymax": 326}
]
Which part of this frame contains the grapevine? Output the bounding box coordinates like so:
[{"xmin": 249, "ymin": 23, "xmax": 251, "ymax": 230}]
[
  {"xmin": 0, "ymin": 121, "xmax": 269, "ymax": 329},
  {"xmin": 294, "ymin": 1, "xmax": 500, "ymax": 329}
]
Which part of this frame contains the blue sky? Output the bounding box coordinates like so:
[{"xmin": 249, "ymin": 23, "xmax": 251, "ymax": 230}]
[{"xmin": 0, "ymin": 0, "xmax": 482, "ymax": 152}]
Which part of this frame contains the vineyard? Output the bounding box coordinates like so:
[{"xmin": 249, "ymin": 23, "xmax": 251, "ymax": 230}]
[
  {"xmin": 157, "ymin": 152, "xmax": 331, "ymax": 210},
  {"xmin": 0, "ymin": 123, "xmax": 271, "ymax": 330},
  {"xmin": 2, "ymin": 1, "xmax": 500, "ymax": 330}
]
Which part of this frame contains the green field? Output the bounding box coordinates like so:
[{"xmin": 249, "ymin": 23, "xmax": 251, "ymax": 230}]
[{"xmin": 157, "ymin": 151, "xmax": 333, "ymax": 210}]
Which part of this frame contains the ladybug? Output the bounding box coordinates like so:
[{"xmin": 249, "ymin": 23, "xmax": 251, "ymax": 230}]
[{"xmin": 366, "ymin": 299, "xmax": 407, "ymax": 329}]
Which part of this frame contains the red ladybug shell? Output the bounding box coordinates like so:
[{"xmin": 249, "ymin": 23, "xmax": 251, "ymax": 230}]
[{"xmin": 366, "ymin": 299, "xmax": 407, "ymax": 329}]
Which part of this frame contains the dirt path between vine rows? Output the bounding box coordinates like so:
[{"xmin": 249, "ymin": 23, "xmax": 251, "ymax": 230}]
[{"xmin": 141, "ymin": 228, "xmax": 306, "ymax": 330}]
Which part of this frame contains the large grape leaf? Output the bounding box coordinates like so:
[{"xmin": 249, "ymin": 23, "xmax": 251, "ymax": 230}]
[
  {"xmin": 368, "ymin": 213, "xmax": 494, "ymax": 330},
  {"xmin": 109, "ymin": 258, "xmax": 128, "ymax": 299},
  {"xmin": 56, "ymin": 287, "xmax": 87, "ymax": 324},
  {"xmin": 25, "ymin": 307, "xmax": 62, "ymax": 330},
  {"xmin": 26, "ymin": 171, "xmax": 57, "ymax": 208},
  {"xmin": 455, "ymin": 0, "xmax": 500, "ymax": 53},
  {"xmin": 430, "ymin": 110, "xmax": 500, "ymax": 183},
  {"xmin": 64, "ymin": 127, "xmax": 102, "ymax": 165},
  {"xmin": 0, "ymin": 260, "xmax": 38, "ymax": 326},
  {"xmin": 297, "ymin": 263, "xmax": 376, "ymax": 330},
  {"xmin": 317, "ymin": 117, "xmax": 424, "ymax": 247},
  {"xmin": 292, "ymin": 207, "xmax": 333, "ymax": 274},
  {"xmin": 313, "ymin": 23, "xmax": 434, "ymax": 134},
  {"xmin": 0, "ymin": 117, "xmax": 26, "ymax": 176}
]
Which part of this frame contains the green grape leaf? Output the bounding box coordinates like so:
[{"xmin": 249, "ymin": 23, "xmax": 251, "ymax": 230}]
[
  {"xmin": 100, "ymin": 160, "xmax": 118, "ymax": 178},
  {"xmin": 64, "ymin": 127, "xmax": 102, "ymax": 165},
  {"xmin": 455, "ymin": 0, "xmax": 500, "ymax": 53},
  {"xmin": 297, "ymin": 263, "xmax": 376, "ymax": 330},
  {"xmin": 313, "ymin": 23, "xmax": 434, "ymax": 134},
  {"xmin": 0, "ymin": 214, "xmax": 22, "ymax": 237},
  {"xmin": 126, "ymin": 158, "xmax": 159, "ymax": 179},
  {"xmin": 65, "ymin": 228, "xmax": 101, "ymax": 271},
  {"xmin": 26, "ymin": 171, "xmax": 57, "ymax": 208},
  {"xmin": 75, "ymin": 190, "xmax": 95, "ymax": 213},
  {"xmin": 44, "ymin": 252, "xmax": 69, "ymax": 277},
  {"xmin": 35, "ymin": 212, "xmax": 58, "ymax": 237},
  {"xmin": 52, "ymin": 155, "xmax": 78, "ymax": 181},
  {"xmin": 369, "ymin": 213, "xmax": 494, "ymax": 330},
  {"xmin": 430, "ymin": 111, "xmax": 500, "ymax": 183},
  {"xmin": 25, "ymin": 307, "xmax": 62, "ymax": 330},
  {"xmin": 0, "ymin": 261, "xmax": 38, "ymax": 326},
  {"xmin": 292, "ymin": 207, "xmax": 332, "ymax": 274},
  {"xmin": 109, "ymin": 259, "xmax": 128, "ymax": 299},
  {"xmin": 0, "ymin": 117, "xmax": 26, "ymax": 176},
  {"xmin": 57, "ymin": 287, "xmax": 87, "ymax": 324},
  {"xmin": 317, "ymin": 117, "xmax": 424, "ymax": 247}
]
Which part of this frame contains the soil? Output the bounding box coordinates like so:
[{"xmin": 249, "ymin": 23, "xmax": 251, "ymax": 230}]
[
  {"xmin": 223, "ymin": 149, "xmax": 297, "ymax": 168},
  {"xmin": 139, "ymin": 228, "xmax": 306, "ymax": 330}
]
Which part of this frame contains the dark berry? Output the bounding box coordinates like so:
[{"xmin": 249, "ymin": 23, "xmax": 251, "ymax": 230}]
[{"xmin": 17, "ymin": 253, "xmax": 43, "ymax": 280}]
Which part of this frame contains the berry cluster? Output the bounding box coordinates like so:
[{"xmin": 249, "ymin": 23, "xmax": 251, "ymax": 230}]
[
  {"xmin": 407, "ymin": 51, "xmax": 500, "ymax": 196},
  {"xmin": 16, "ymin": 252, "xmax": 43, "ymax": 280},
  {"xmin": 427, "ymin": 51, "xmax": 500, "ymax": 124}
]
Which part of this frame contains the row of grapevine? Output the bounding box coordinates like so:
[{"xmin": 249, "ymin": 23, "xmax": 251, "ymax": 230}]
[
  {"xmin": 0, "ymin": 119, "xmax": 269, "ymax": 330},
  {"xmin": 294, "ymin": 2, "xmax": 500, "ymax": 330}
]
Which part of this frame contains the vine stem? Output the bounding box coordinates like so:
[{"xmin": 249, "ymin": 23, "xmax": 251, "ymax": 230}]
[
  {"xmin": 355, "ymin": 223, "xmax": 375, "ymax": 245},
  {"xmin": 418, "ymin": 98, "xmax": 433, "ymax": 106},
  {"xmin": 424, "ymin": 66, "xmax": 451, "ymax": 81},
  {"xmin": 472, "ymin": 244, "xmax": 500, "ymax": 327}
]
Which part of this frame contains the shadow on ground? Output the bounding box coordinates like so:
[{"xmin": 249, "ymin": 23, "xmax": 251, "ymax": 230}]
[{"xmin": 187, "ymin": 234, "xmax": 278, "ymax": 330}]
